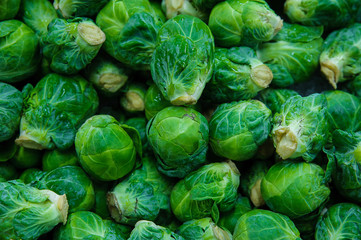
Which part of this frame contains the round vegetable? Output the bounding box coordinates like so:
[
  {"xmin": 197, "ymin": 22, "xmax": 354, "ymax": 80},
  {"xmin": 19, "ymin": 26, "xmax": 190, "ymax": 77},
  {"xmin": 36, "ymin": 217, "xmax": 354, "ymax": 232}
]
[{"xmin": 75, "ymin": 115, "xmax": 138, "ymax": 181}]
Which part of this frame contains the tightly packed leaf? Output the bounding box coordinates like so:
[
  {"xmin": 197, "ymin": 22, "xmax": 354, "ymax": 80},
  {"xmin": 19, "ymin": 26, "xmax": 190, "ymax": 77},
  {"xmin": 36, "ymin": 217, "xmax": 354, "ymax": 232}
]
[
  {"xmin": 203, "ymin": 47, "xmax": 273, "ymax": 103},
  {"xmin": 42, "ymin": 17, "xmax": 105, "ymax": 74},
  {"xmin": 151, "ymin": 15, "xmax": 215, "ymax": 105},
  {"xmin": 75, "ymin": 115, "xmax": 140, "ymax": 181},
  {"xmin": 0, "ymin": 20, "xmax": 39, "ymax": 83},
  {"xmin": 320, "ymin": 23, "xmax": 361, "ymax": 88},
  {"xmin": 0, "ymin": 180, "xmax": 68, "ymax": 240},
  {"xmin": 16, "ymin": 73, "xmax": 99, "ymax": 150},
  {"xmin": 257, "ymin": 23, "xmax": 324, "ymax": 87},
  {"xmin": 170, "ymin": 161, "xmax": 240, "ymax": 223},
  {"xmin": 209, "ymin": 100, "xmax": 272, "ymax": 161},
  {"xmin": 96, "ymin": 0, "xmax": 165, "ymax": 70},
  {"xmin": 146, "ymin": 106, "xmax": 209, "ymax": 178},
  {"xmin": 208, "ymin": 0, "xmax": 283, "ymax": 48},
  {"xmin": 272, "ymin": 94, "xmax": 329, "ymax": 161}
]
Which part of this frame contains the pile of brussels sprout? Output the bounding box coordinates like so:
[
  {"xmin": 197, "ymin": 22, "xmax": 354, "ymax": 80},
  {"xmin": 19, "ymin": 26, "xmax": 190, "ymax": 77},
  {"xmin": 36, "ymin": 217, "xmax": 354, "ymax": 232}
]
[{"xmin": 1, "ymin": 0, "xmax": 361, "ymax": 239}]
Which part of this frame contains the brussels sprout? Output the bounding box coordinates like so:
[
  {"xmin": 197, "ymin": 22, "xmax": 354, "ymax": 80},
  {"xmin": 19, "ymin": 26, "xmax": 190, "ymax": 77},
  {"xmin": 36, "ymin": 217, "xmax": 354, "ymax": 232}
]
[
  {"xmin": 177, "ymin": 217, "xmax": 232, "ymax": 240},
  {"xmin": 0, "ymin": 163, "xmax": 18, "ymax": 182},
  {"xmin": 120, "ymin": 83, "xmax": 147, "ymax": 113},
  {"xmin": 258, "ymin": 88, "xmax": 300, "ymax": 113},
  {"xmin": 161, "ymin": 0, "xmax": 223, "ymax": 20},
  {"xmin": 320, "ymin": 23, "xmax": 361, "ymax": 89},
  {"xmin": 151, "ymin": 15, "xmax": 215, "ymax": 105},
  {"xmin": 54, "ymin": 0, "xmax": 109, "ymax": 18},
  {"xmin": 324, "ymin": 90, "xmax": 361, "ymax": 132},
  {"xmin": 19, "ymin": 168, "xmax": 46, "ymax": 184},
  {"xmin": 96, "ymin": 0, "xmax": 165, "ymax": 70},
  {"xmin": 0, "ymin": 20, "xmax": 40, "ymax": 83},
  {"xmin": 0, "ymin": 0, "xmax": 21, "ymax": 20},
  {"xmin": 218, "ymin": 194, "xmax": 252, "ymax": 233},
  {"xmin": 35, "ymin": 166, "xmax": 95, "ymax": 213},
  {"xmin": 55, "ymin": 211, "xmax": 129, "ymax": 240},
  {"xmin": 42, "ymin": 17, "xmax": 105, "ymax": 74},
  {"xmin": 326, "ymin": 130, "xmax": 361, "ymax": 203},
  {"xmin": 84, "ymin": 54, "xmax": 130, "ymax": 95},
  {"xmin": 11, "ymin": 147, "xmax": 42, "ymax": 169},
  {"xmin": 257, "ymin": 23, "xmax": 323, "ymax": 87},
  {"xmin": 0, "ymin": 180, "xmax": 68, "ymax": 240},
  {"xmin": 75, "ymin": 115, "xmax": 140, "ymax": 181},
  {"xmin": 93, "ymin": 182, "xmax": 110, "ymax": 219},
  {"xmin": 146, "ymin": 106, "xmax": 209, "ymax": 178},
  {"xmin": 208, "ymin": 0, "xmax": 283, "ymax": 48},
  {"xmin": 42, "ymin": 148, "xmax": 79, "ymax": 172},
  {"xmin": 209, "ymin": 100, "xmax": 272, "ymax": 162},
  {"xmin": 171, "ymin": 161, "xmax": 240, "ymax": 223},
  {"xmin": 261, "ymin": 161, "xmax": 330, "ymax": 218},
  {"xmin": 16, "ymin": 74, "xmax": 99, "ymax": 149},
  {"xmin": 108, "ymin": 156, "xmax": 173, "ymax": 225},
  {"xmin": 315, "ymin": 203, "xmax": 361, "ymax": 240},
  {"xmin": 284, "ymin": 0, "xmax": 361, "ymax": 30},
  {"xmin": 203, "ymin": 47, "xmax": 273, "ymax": 103},
  {"xmin": 233, "ymin": 209, "xmax": 301, "ymax": 240},
  {"xmin": 272, "ymin": 94, "xmax": 329, "ymax": 161},
  {"xmin": 20, "ymin": 0, "xmax": 58, "ymax": 37},
  {"xmin": 128, "ymin": 220, "xmax": 184, "ymax": 240},
  {"xmin": 144, "ymin": 84, "xmax": 172, "ymax": 120},
  {"xmin": 240, "ymin": 160, "xmax": 270, "ymax": 207},
  {"xmin": 16, "ymin": 74, "xmax": 99, "ymax": 150},
  {"xmin": 0, "ymin": 83, "xmax": 22, "ymax": 142}
]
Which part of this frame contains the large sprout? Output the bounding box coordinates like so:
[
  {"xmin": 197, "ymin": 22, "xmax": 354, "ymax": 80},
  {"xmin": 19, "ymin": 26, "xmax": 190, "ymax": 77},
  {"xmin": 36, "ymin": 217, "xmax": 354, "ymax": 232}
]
[
  {"xmin": 107, "ymin": 156, "xmax": 173, "ymax": 225},
  {"xmin": 284, "ymin": 0, "xmax": 361, "ymax": 30},
  {"xmin": 0, "ymin": 180, "xmax": 68, "ymax": 240},
  {"xmin": 96, "ymin": 0, "xmax": 165, "ymax": 70},
  {"xmin": 34, "ymin": 166, "xmax": 95, "ymax": 213},
  {"xmin": 75, "ymin": 115, "xmax": 141, "ymax": 181},
  {"xmin": 208, "ymin": 0, "xmax": 283, "ymax": 48},
  {"xmin": 324, "ymin": 90, "xmax": 361, "ymax": 132},
  {"xmin": 0, "ymin": 83, "xmax": 22, "ymax": 142},
  {"xmin": 0, "ymin": 20, "xmax": 39, "ymax": 83},
  {"xmin": 170, "ymin": 161, "xmax": 240, "ymax": 222},
  {"xmin": 233, "ymin": 209, "xmax": 301, "ymax": 240},
  {"xmin": 326, "ymin": 130, "xmax": 361, "ymax": 203},
  {"xmin": 16, "ymin": 73, "xmax": 99, "ymax": 150},
  {"xmin": 271, "ymin": 94, "xmax": 329, "ymax": 161},
  {"xmin": 209, "ymin": 100, "xmax": 272, "ymax": 162},
  {"xmin": 42, "ymin": 18, "xmax": 105, "ymax": 74},
  {"xmin": 146, "ymin": 106, "xmax": 209, "ymax": 178},
  {"xmin": 261, "ymin": 161, "xmax": 330, "ymax": 219},
  {"xmin": 20, "ymin": 0, "xmax": 58, "ymax": 37},
  {"xmin": 320, "ymin": 23, "xmax": 361, "ymax": 88},
  {"xmin": 257, "ymin": 23, "xmax": 323, "ymax": 87},
  {"xmin": 315, "ymin": 203, "xmax": 361, "ymax": 240},
  {"xmin": 151, "ymin": 15, "xmax": 215, "ymax": 105},
  {"xmin": 203, "ymin": 47, "xmax": 273, "ymax": 103}
]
